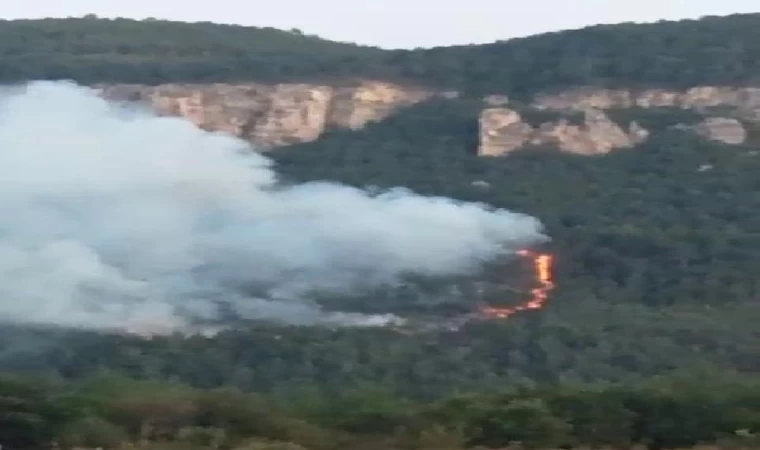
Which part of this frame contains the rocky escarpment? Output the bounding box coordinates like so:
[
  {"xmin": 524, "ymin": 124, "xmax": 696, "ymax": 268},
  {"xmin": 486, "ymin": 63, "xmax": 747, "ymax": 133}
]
[
  {"xmin": 689, "ymin": 117, "xmax": 748, "ymax": 145},
  {"xmin": 478, "ymin": 86, "xmax": 758, "ymax": 156},
  {"xmin": 99, "ymin": 82, "xmax": 757, "ymax": 156},
  {"xmin": 532, "ymin": 86, "xmax": 760, "ymax": 117},
  {"xmin": 478, "ymin": 106, "xmax": 649, "ymax": 156},
  {"xmin": 98, "ymin": 81, "xmax": 442, "ymax": 149}
]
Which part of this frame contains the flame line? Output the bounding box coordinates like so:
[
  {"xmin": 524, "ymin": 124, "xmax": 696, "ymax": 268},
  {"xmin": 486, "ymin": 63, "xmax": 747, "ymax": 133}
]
[{"xmin": 479, "ymin": 250, "xmax": 555, "ymax": 319}]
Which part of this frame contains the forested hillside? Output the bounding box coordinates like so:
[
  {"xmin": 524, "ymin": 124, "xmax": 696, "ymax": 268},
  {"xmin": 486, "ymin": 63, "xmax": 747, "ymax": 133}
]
[
  {"xmin": 0, "ymin": 17, "xmax": 382, "ymax": 84},
  {"xmin": 2, "ymin": 13, "xmax": 760, "ymax": 450},
  {"xmin": 3, "ymin": 13, "xmax": 760, "ymax": 96},
  {"xmin": 3, "ymin": 100, "xmax": 757, "ymax": 397}
]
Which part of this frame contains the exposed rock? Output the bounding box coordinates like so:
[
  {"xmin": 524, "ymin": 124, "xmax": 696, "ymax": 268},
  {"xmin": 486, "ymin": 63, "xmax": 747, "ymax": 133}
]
[
  {"xmin": 533, "ymin": 86, "xmax": 760, "ymax": 118},
  {"xmin": 534, "ymin": 109, "xmax": 646, "ymax": 154},
  {"xmin": 480, "ymin": 86, "xmax": 759, "ymax": 155},
  {"xmin": 98, "ymin": 81, "xmax": 435, "ymax": 149},
  {"xmin": 98, "ymin": 81, "xmax": 758, "ymax": 156},
  {"xmin": 634, "ymin": 89, "xmax": 682, "ymax": 108},
  {"xmin": 478, "ymin": 108, "xmax": 534, "ymax": 156},
  {"xmin": 478, "ymin": 108, "xmax": 647, "ymax": 156},
  {"xmin": 692, "ymin": 117, "xmax": 747, "ymax": 144},
  {"xmin": 533, "ymin": 88, "xmax": 635, "ymax": 110}
]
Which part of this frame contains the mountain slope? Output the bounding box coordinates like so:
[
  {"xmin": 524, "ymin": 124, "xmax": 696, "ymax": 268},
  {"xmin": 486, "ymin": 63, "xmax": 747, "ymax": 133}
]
[
  {"xmin": 375, "ymin": 13, "xmax": 760, "ymax": 96},
  {"xmin": 3, "ymin": 13, "xmax": 760, "ymax": 96},
  {"xmin": 1, "ymin": 99, "xmax": 757, "ymax": 400},
  {"xmin": 0, "ymin": 16, "xmax": 383, "ymax": 84},
  {"xmin": 272, "ymin": 99, "xmax": 760, "ymax": 312},
  {"xmin": 0, "ymin": 13, "xmax": 760, "ymax": 414}
]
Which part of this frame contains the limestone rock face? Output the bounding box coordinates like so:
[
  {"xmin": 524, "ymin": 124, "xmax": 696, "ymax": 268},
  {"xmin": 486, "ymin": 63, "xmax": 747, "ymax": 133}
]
[
  {"xmin": 478, "ymin": 108, "xmax": 534, "ymax": 156},
  {"xmin": 98, "ymin": 81, "xmax": 758, "ymax": 156},
  {"xmin": 692, "ymin": 117, "xmax": 747, "ymax": 144},
  {"xmin": 477, "ymin": 85, "xmax": 759, "ymax": 156},
  {"xmin": 533, "ymin": 86, "xmax": 760, "ymax": 117},
  {"xmin": 478, "ymin": 108, "xmax": 648, "ymax": 156},
  {"xmin": 98, "ymin": 81, "xmax": 435, "ymax": 149}
]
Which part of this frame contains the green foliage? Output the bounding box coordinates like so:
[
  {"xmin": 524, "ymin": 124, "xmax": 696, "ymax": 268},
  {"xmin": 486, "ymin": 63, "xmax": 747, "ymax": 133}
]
[
  {"xmin": 0, "ymin": 375, "xmax": 72, "ymax": 449},
  {"xmin": 175, "ymin": 426, "xmax": 227, "ymax": 449},
  {"xmin": 605, "ymin": 107, "xmax": 705, "ymax": 131},
  {"xmin": 233, "ymin": 441, "xmax": 307, "ymax": 450},
  {"xmin": 1, "ymin": 374, "xmax": 760, "ymax": 449},
  {"xmin": 4, "ymin": 13, "xmax": 760, "ymax": 98},
  {"xmin": 376, "ymin": 14, "xmax": 760, "ymax": 97},
  {"xmin": 0, "ymin": 17, "xmax": 382, "ymax": 84},
  {"xmin": 56, "ymin": 416, "xmax": 128, "ymax": 449}
]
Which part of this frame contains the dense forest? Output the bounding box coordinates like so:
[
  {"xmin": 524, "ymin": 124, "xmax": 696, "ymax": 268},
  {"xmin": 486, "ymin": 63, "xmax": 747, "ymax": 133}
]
[
  {"xmin": 3, "ymin": 371, "xmax": 760, "ymax": 450},
  {"xmin": 2, "ymin": 14, "xmax": 760, "ymax": 96},
  {"xmin": 2, "ymin": 13, "xmax": 760, "ymax": 450}
]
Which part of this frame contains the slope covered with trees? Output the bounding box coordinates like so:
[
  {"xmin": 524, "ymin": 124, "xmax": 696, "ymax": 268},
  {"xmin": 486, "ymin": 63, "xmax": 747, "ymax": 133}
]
[
  {"xmin": 3, "ymin": 13, "xmax": 760, "ymax": 97},
  {"xmin": 273, "ymin": 99, "xmax": 760, "ymax": 312},
  {"xmin": 1, "ymin": 99, "xmax": 759, "ymax": 450},
  {"xmin": 0, "ymin": 16, "xmax": 382, "ymax": 84}
]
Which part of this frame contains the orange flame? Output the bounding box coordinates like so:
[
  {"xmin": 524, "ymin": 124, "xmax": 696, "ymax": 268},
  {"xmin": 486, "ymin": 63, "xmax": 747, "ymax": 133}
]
[{"xmin": 479, "ymin": 250, "xmax": 555, "ymax": 319}]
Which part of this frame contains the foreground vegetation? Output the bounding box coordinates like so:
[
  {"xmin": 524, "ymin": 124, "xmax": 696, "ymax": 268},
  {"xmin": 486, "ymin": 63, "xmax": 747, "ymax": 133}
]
[{"xmin": 3, "ymin": 372, "xmax": 760, "ymax": 450}]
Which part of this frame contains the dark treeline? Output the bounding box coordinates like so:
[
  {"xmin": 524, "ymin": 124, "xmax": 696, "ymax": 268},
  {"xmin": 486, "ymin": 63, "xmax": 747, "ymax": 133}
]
[
  {"xmin": 3, "ymin": 371, "xmax": 760, "ymax": 450},
  {"xmin": 2, "ymin": 14, "xmax": 760, "ymax": 96}
]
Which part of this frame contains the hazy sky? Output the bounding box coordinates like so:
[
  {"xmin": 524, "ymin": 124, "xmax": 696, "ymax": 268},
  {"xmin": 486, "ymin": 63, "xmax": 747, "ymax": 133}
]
[{"xmin": 2, "ymin": 0, "xmax": 758, "ymax": 49}]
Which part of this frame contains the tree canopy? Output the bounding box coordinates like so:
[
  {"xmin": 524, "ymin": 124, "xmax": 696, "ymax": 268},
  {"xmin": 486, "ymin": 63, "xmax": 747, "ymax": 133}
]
[{"xmin": 3, "ymin": 13, "xmax": 760, "ymax": 96}]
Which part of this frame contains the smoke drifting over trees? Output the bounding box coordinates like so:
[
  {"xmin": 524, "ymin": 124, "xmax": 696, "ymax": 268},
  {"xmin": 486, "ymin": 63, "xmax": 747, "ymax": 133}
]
[{"xmin": 0, "ymin": 81, "xmax": 546, "ymax": 332}]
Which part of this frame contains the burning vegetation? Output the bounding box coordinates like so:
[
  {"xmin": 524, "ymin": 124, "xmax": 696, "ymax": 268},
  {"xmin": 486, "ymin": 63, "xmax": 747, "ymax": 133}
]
[{"xmin": 479, "ymin": 250, "xmax": 555, "ymax": 319}]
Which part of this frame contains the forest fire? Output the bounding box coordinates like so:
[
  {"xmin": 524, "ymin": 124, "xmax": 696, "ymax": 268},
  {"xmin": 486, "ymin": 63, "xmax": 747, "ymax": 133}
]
[{"xmin": 479, "ymin": 250, "xmax": 555, "ymax": 319}]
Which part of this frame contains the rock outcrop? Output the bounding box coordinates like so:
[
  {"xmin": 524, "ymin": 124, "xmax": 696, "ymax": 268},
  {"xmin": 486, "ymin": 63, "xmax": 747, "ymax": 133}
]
[
  {"xmin": 532, "ymin": 86, "xmax": 760, "ymax": 117},
  {"xmin": 98, "ymin": 81, "xmax": 757, "ymax": 156},
  {"xmin": 98, "ymin": 81, "xmax": 436, "ymax": 149},
  {"xmin": 478, "ymin": 86, "xmax": 758, "ymax": 155},
  {"xmin": 691, "ymin": 117, "xmax": 748, "ymax": 144},
  {"xmin": 478, "ymin": 108, "xmax": 534, "ymax": 156},
  {"xmin": 479, "ymin": 107, "xmax": 649, "ymax": 156}
]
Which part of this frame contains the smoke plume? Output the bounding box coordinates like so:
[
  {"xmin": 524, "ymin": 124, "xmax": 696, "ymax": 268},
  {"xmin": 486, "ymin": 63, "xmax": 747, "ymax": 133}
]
[{"xmin": 0, "ymin": 81, "xmax": 546, "ymax": 333}]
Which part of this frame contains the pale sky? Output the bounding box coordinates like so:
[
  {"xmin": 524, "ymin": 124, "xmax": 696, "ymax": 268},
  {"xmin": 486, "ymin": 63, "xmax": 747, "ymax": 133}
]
[{"xmin": 2, "ymin": 0, "xmax": 759, "ymax": 49}]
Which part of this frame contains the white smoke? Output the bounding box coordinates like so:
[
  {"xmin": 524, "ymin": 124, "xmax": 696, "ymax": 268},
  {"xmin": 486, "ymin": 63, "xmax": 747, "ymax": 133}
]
[{"xmin": 0, "ymin": 81, "xmax": 547, "ymax": 333}]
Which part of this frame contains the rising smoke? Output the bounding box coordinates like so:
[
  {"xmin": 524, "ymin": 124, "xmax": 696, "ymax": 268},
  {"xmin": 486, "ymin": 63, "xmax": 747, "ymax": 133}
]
[{"xmin": 0, "ymin": 81, "xmax": 547, "ymax": 333}]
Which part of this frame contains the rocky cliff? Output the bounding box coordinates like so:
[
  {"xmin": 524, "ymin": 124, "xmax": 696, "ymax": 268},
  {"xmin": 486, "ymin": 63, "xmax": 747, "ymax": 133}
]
[
  {"xmin": 478, "ymin": 86, "xmax": 759, "ymax": 156},
  {"xmin": 532, "ymin": 86, "xmax": 760, "ymax": 116},
  {"xmin": 478, "ymin": 107, "xmax": 650, "ymax": 156},
  {"xmin": 98, "ymin": 82, "xmax": 757, "ymax": 156},
  {"xmin": 98, "ymin": 81, "xmax": 440, "ymax": 149}
]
